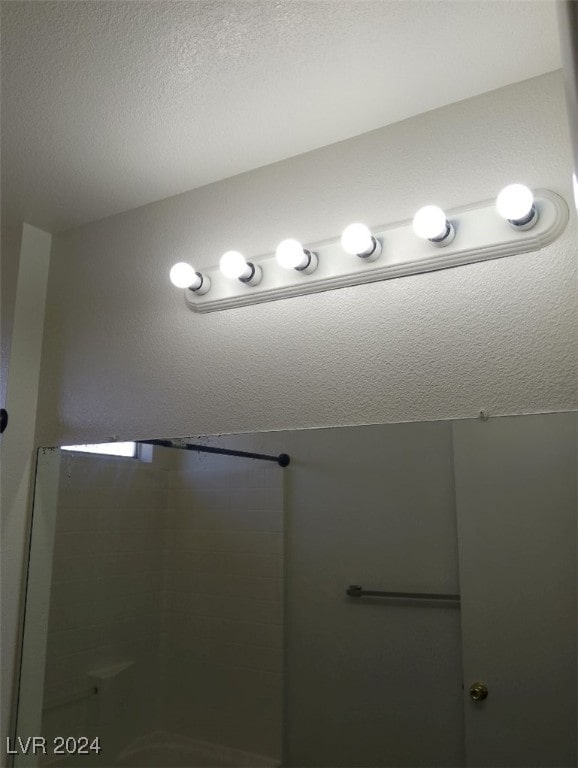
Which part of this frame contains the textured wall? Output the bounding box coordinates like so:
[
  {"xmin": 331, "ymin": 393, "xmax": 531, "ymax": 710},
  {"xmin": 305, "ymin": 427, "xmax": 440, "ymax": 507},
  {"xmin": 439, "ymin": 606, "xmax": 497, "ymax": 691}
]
[{"xmin": 37, "ymin": 72, "xmax": 577, "ymax": 446}]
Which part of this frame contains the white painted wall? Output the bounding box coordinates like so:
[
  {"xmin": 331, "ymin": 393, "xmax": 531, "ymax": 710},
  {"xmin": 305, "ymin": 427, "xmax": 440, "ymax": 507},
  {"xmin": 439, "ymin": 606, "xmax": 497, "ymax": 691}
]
[{"xmin": 36, "ymin": 72, "xmax": 577, "ymax": 447}]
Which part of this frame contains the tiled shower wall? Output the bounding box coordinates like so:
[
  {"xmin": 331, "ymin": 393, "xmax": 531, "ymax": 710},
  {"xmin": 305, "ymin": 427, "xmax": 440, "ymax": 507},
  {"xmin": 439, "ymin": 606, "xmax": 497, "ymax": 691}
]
[
  {"xmin": 40, "ymin": 446, "xmax": 284, "ymax": 763},
  {"xmin": 161, "ymin": 450, "xmax": 284, "ymax": 759}
]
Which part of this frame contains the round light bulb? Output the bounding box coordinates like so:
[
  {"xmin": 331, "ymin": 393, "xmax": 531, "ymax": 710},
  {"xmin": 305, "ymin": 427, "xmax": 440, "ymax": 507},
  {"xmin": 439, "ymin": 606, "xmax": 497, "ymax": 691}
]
[
  {"xmin": 170, "ymin": 262, "xmax": 200, "ymax": 289},
  {"xmin": 220, "ymin": 250, "xmax": 250, "ymax": 280},
  {"xmin": 341, "ymin": 223, "xmax": 374, "ymax": 256},
  {"xmin": 276, "ymin": 239, "xmax": 308, "ymax": 270},
  {"xmin": 496, "ymin": 184, "xmax": 534, "ymax": 222},
  {"xmin": 412, "ymin": 206, "xmax": 448, "ymax": 240}
]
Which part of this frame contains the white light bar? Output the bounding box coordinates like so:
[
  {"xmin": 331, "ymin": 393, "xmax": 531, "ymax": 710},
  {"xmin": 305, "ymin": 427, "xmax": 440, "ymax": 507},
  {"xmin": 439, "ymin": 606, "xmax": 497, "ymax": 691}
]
[{"xmin": 180, "ymin": 189, "xmax": 567, "ymax": 313}]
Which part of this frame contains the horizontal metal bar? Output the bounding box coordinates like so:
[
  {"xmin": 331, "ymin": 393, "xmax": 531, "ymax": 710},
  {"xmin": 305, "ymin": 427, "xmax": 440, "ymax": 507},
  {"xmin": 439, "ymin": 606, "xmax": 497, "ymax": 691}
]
[
  {"xmin": 346, "ymin": 584, "xmax": 460, "ymax": 602},
  {"xmin": 139, "ymin": 440, "xmax": 290, "ymax": 467},
  {"xmin": 43, "ymin": 686, "xmax": 98, "ymax": 711}
]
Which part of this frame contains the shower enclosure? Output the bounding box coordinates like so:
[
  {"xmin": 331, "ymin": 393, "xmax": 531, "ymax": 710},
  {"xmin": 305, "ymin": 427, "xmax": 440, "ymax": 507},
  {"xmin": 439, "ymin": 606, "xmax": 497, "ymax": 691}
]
[
  {"xmin": 17, "ymin": 440, "xmax": 285, "ymax": 767},
  {"xmin": 12, "ymin": 412, "xmax": 578, "ymax": 767}
]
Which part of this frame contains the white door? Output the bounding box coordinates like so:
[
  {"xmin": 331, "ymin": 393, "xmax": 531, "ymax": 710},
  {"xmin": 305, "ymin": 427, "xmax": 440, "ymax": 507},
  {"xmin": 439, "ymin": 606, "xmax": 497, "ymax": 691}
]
[{"xmin": 454, "ymin": 413, "xmax": 577, "ymax": 767}]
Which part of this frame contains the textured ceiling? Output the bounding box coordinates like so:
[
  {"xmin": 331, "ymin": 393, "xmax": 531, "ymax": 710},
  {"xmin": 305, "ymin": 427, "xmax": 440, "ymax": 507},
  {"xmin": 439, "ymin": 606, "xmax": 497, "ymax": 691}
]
[{"xmin": 1, "ymin": 0, "xmax": 561, "ymax": 233}]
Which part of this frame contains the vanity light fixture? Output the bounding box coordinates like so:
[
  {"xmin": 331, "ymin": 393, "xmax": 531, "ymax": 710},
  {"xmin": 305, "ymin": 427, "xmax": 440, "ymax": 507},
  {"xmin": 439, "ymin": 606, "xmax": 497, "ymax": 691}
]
[
  {"xmin": 341, "ymin": 223, "xmax": 382, "ymax": 262},
  {"xmin": 275, "ymin": 239, "xmax": 318, "ymax": 274},
  {"xmin": 171, "ymin": 187, "xmax": 567, "ymax": 313},
  {"xmin": 169, "ymin": 262, "xmax": 211, "ymax": 294},
  {"xmin": 496, "ymin": 184, "xmax": 538, "ymax": 230},
  {"xmin": 412, "ymin": 205, "xmax": 455, "ymax": 246},
  {"xmin": 219, "ymin": 250, "xmax": 262, "ymax": 286}
]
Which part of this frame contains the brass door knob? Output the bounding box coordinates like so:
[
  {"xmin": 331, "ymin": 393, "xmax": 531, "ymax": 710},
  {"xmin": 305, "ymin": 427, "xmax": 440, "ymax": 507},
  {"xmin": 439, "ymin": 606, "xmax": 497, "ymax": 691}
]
[{"xmin": 469, "ymin": 682, "xmax": 488, "ymax": 701}]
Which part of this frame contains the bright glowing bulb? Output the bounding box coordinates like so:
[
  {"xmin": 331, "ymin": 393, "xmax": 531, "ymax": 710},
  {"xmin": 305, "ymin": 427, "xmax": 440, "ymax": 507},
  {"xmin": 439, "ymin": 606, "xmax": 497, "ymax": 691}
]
[
  {"xmin": 220, "ymin": 250, "xmax": 250, "ymax": 280},
  {"xmin": 341, "ymin": 223, "xmax": 374, "ymax": 255},
  {"xmin": 496, "ymin": 184, "xmax": 534, "ymax": 221},
  {"xmin": 412, "ymin": 206, "xmax": 448, "ymax": 240},
  {"xmin": 170, "ymin": 262, "xmax": 200, "ymax": 289},
  {"xmin": 276, "ymin": 239, "xmax": 308, "ymax": 270}
]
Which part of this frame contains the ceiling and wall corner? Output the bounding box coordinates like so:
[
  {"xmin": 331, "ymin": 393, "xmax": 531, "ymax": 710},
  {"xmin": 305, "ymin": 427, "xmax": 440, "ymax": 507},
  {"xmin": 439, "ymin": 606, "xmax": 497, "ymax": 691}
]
[
  {"xmin": 0, "ymin": 0, "xmax": 562, "ymax": 234},
  {"xmin": 35, "ymin": 71, "xmax": 577, "ymax": 445}
]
